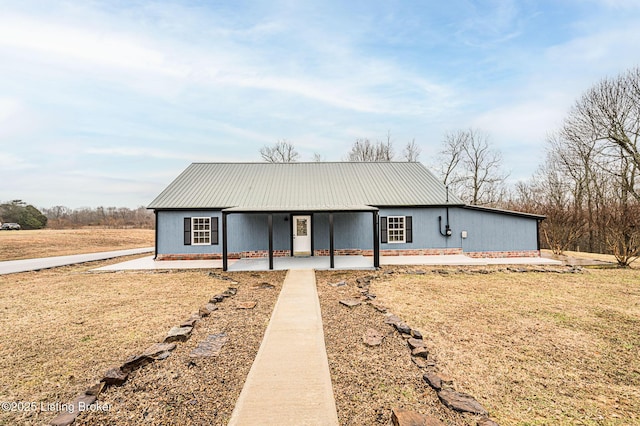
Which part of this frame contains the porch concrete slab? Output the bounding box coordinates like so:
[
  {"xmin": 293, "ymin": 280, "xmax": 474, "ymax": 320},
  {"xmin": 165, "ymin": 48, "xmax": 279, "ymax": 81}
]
[
  {"xmin": 481, "ymin": 256, "xmax": 563, "ymax": 265},
  {"xmin": 91, "ymin": 255, "xmax": 232, "ymax": 271},
  {"xmin": 228, "ymin": 269, "xmax": 339, "ymax": 426},
  {"xmin": 379, "ymin": 254, "xmax": 563, "ymax": 266},
  {"xmin": 380, "ymin": 254, "xmax": 485, "ymax": 266},
  {"xmin": 92, "ymin": 253, "xmax": 562, "ymax": 272},
  {"xmin": 228, "ymin": 255, "xmax": 374, "ymax": 271}
]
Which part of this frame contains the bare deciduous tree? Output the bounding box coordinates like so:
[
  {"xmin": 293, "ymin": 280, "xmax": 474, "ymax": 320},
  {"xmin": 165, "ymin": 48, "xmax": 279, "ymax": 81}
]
[
  {"xmin": 346, "ymin": 138, "xmax": 394, "ymax": 162},
  {"xmin": 506, "ymin": 68, "xmax": 640, "ymax": 266},
  {"xmin": 436, "ymin": 128, "xmax": 508, "ymax": 206},
  {"xmin": 402, "ymin": 138, "xmax": 421, "ymax": 162},
  {"xmin": 564, "ymin": 67, "xmax": 640, "ymax": 201},
  {"xmin": 259, "ymin": 139, "xmax": 300, "ymax": 163}
]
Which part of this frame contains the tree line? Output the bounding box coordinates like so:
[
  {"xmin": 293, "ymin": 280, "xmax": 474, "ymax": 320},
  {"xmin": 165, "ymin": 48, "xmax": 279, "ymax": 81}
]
[
  {"xmin": 258, "ymin": 67, "xmax": 640, "ymax": 266},
  {"xmin": 42, "ymin": 205, "xmax": 155, "ymax": 229},
  {"xmin": 0, "ymin": 200, "xmax": 48, "ymax": 229},
  {"xmin": 1, "ymin": 201, "xmax": 155, "ymax": 229}
]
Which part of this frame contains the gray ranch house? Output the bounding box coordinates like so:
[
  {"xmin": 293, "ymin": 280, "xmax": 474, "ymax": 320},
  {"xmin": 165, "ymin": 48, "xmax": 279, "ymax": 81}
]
[{"xmin": 148, "ymin": 162, "xmax": 543, "ymax": 271}]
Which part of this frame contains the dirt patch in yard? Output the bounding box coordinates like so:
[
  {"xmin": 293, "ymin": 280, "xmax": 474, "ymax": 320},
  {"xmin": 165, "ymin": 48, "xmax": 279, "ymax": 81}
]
[
  {"xmin": 0, "ymin": 257, "xmax": 283, "ymax": 426},
  {"xmin": 371, "ymin": 266, "xmax": 640, "ymax": 425},
  {"xmin": 0, "ymin": 229, "xmax": 154, "ymax": 261}
]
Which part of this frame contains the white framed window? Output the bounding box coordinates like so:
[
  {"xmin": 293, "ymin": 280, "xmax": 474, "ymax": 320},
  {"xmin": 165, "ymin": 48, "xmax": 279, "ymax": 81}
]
[
  {"xmin": 192, "ymin": 217, "xmax": 211, "ymax": 245},
  {"xmin": 387, "ymin": 216, "xmax": 405, "ymax": 243}
]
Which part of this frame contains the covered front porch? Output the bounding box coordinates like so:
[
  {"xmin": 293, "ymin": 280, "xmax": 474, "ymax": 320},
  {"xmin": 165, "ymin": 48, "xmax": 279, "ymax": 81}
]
[
  {"xmin": 227, "ymin": 255, "xmax": 375, "ymax": 271},
  {"xmin": 221, "ymin": 208, "xmax": 380, "ymax": 271}
]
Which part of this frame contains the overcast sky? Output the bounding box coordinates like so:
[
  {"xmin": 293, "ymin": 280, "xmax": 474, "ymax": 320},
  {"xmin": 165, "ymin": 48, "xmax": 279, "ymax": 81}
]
[{"xmin": 1, "ymin": 0, "xmax": 639, "ymax": 209}]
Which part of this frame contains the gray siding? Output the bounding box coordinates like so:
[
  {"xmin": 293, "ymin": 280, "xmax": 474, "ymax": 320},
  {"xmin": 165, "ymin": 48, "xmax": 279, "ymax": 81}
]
[
  {"xmin": 157, "ymin": 206, "xmax": 539, "ymax": 257},
  {"xmin": 157, "ymin": 210, "xmax": 223, "ymax": 256},
  {"xmin": 227, "ymin": 213, "xmax": 290, "ymax": 252},
  {"xmin": 453, "ymin": 208, "xmax": 539, "ymax": 252},
  {"xmin": 378, "ymin": 207, "xmax": 539, "ymax": 253},
  {"xmin": 379, "ymin": 207, "xmax": 460, "ymax": 250},
  {"xmin": 313, "ymin": 212, "xmax": 373, "ymax": 250}
]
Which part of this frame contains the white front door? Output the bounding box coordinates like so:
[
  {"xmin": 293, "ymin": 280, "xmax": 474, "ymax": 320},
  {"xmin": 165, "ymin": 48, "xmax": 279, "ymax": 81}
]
[{"xmin": 292, "ymin": 215, "xmax": 311, "ymax": 256}]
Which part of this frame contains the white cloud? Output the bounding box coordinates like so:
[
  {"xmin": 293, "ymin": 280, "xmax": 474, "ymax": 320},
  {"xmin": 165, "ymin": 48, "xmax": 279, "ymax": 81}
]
[
  {"xmin": 0, "ymin": 153, "xmax": 36, "ymax": 171},
  {"xmin": 0, "ymin": 15, "xmax": 189, "ymax": 78}
]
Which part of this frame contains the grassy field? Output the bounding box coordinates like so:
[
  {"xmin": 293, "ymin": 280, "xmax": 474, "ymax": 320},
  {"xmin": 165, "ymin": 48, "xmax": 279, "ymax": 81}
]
[
  {"xmin": 0, "ymin": 229, "xmax": 154, "ymax": 261},
  {"xmin": 0, "ymin": 258, "xmax": 233, "ymax": 425},
  {"xmin": 372, "ymin": 267, "xmax": 640, "ymax": 425},
  {"xmin": 2, "ymin": 230, "xmax": 638, "ymax": 425}
]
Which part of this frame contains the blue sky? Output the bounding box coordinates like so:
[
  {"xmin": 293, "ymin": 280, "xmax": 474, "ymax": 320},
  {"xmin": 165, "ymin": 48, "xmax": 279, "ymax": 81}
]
[{"xmin": 1, "ymin": 0, "xmax": 639, "ymax": 208}]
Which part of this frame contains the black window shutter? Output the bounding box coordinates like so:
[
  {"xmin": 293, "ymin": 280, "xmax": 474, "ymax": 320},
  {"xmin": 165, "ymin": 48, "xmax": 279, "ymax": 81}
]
[
  {"xmin": 211, "ymin": 217, "xmax": 219, "ymax": 245},
  {"xmin": 380, "ymin": 216, "xmax": 388, "ymax": 243},
  {"xmin": 406, "ymin": 216, "xmax": 413, "ymax": 243},
  {"xmin": 184, "ymin": 217, "xmax": 191, "ymax": 245}
]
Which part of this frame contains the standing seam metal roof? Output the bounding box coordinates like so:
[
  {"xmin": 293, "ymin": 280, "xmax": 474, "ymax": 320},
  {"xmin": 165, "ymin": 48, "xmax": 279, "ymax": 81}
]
[{"xmin": 147, "ymin": 162, "xmax": 465, "ymax": 210}]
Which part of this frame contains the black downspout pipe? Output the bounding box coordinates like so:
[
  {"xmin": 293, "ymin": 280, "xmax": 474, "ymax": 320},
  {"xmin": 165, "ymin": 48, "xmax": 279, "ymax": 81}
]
[{"xmin": 438, "ymin": 186, "xmax": 452, "ymax": 237}]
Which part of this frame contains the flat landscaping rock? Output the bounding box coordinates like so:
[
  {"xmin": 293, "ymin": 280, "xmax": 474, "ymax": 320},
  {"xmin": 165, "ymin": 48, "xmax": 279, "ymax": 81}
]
[
  {"xmin": 102, "ymin": 367, "xmax": 128, "ymax": 386},
  {"xmin": 408, "ymin": 338, "xmax": 426, "ymax": 349},
  {"xmin": 339, "ymin": 299, "xmax": 362, "ymax": 308},
  {"xmin": 438, "ymin": 389, "xmax": 488, "ymax": 416},
  {"xmin": 423, "ymin": 371, "xmax": 442, "ymax": 391},
  {"xmin": 363, "ymin": 328, "xmax": 384, "ymax": 346},
  {"xmin": 252, "ymin": 282, "xmax": 275, "ymax": 289},
  {"xmin": 369, "ymin": 300, "xmax": 388, "ymax": 312},
  {"xmin": 477, "ymin": 418, "xmax": 500, "ymax": 426},
  {"xmin": 391, "ymin": 407, "xmax": 444, "ymax": 426},
  {"xmin": 190, "ymin": 332, "xmax": 228, "ymax": 357},
  {"xmin": 142, "ymin": 342, "xmax": 177, "ymax": 359},
  {"xmin": 384, "ymin": 313, "xmax": 402, "ymax": 326},
  {"xmin": 199, "ymin": 303, "xmax": 219, "ymax": 316},
  {"xmin": 411, "ymin": 347, "xmax": 429, "ymax": 358},
  {"xmin": 164, "ymin": 326, "xmax": 193, "ymax": 343},
  {"xmin": 121, "ymin": 353, "xmax": 153, "ymax": 372},
  {"xmin": 50, "ymin": 394, "xmax": 97, "ymax": 426},
  {"xmin": 412, "ymin": 356, "xmax": 430, "ymax": 369},
  {"xmin": 236, "ymin": 301, "xmax": 257, "ymax": 309},
  {"xmin": 395, "ymin": 321, "xmax": 412, "ymax": 335},
  {"xmin": 180, "ymin": 314, "xmax": 200, "ymax": 328}
]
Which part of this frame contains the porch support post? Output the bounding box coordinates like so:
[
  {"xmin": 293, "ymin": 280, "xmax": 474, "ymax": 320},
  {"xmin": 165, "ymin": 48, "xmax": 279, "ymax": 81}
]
[
  {"xmin": 222, "ymin": 212, "xmax": 228, "ymax": 271},
  {"xmin": 373, "ymin": 210, "xmax": 380, "ymax": 268},
  {"xmin": 268, "ymin": 213, "xmax": 274, "ymax": 270},
  {"xmin": 329, "ymin": 212, "xmax": 334, "ymax": 269}
]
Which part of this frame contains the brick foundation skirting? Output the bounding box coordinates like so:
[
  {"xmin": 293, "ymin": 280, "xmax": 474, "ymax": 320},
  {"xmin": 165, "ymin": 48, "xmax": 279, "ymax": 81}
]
[
  {"xmin": 466, "ymin": 250, "xmax": 540, "ymax": 258},
  {"xmin": 157, "ymin": 248, "xmax": 540, "ymax": 261}
]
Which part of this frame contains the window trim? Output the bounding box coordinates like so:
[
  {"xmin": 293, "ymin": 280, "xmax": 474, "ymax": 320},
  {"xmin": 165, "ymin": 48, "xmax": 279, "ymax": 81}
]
[
  {"xmin": 191, "ymin": 217, "xmax": 211, "ymax": 245},
  {"xmin": 387, "ymin": 216, "xmax": 406, "ymax": 244}
]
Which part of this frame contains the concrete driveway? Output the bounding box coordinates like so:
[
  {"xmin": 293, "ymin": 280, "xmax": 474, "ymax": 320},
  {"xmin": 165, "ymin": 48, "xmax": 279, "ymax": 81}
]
[{"xmin": 0, "ymin": 247, "xmax": 154, "ymax": 275}]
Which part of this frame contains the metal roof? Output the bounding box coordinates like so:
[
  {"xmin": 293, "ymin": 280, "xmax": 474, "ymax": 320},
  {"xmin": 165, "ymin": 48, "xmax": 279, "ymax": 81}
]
[{"xmin": 148, "ymin": 162, "xmax": 465, "ymax": 210}]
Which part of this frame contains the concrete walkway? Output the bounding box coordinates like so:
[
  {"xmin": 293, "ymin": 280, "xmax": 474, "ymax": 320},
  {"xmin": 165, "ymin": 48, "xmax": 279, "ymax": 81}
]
[
  {"xmin": 0, "ymin": 247, "xmax": 154, "ymax": 275},
  {"xmin": 228, "ymin": 269, "xmax": 339, "ymax": 426}
]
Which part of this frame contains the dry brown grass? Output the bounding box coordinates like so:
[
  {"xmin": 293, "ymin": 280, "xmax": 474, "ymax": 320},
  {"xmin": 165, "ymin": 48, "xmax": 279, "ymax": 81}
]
[
  {"xmin": 542, "ymin": 249, "xmax": 639, "ymax": 268},
  {"xmin": 372, "ymin": 268, "xmax": 640, "ymax": 425},
  {"xmin": 0, "ymin": 257, "xmax": 232, "ymax": 425},
  {"xmin": 0, "ymin": 229, "xmax": 154, "ymax": 261}
]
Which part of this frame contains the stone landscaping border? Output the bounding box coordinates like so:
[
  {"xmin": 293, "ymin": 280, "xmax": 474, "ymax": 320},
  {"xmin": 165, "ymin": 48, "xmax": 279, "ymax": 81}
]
[
  {"xmin": 49, "ymin": 272, "xmax": 243, "ymax": 426},
  {"xmin": 335, "ymin": 266, "xmax": 583, "ymax": 426}
]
